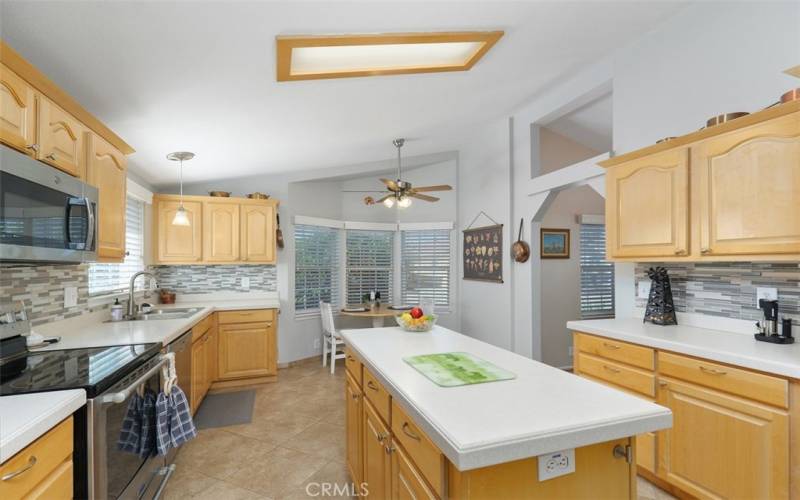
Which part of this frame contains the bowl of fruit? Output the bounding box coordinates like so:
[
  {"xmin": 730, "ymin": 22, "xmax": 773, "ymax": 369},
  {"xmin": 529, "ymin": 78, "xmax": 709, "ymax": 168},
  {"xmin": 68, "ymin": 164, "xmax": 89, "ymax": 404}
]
[{"xmin": 396, "ymin": 307, "xmax": 437, "ymax": 332}]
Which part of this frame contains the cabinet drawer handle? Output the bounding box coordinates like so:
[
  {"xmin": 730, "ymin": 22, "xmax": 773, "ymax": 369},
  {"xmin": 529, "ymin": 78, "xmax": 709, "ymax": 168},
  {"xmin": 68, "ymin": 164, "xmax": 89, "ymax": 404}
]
[
  {"xmin": 238, "ymin": 312, "xmax": 254, "ymax": 316},
  {"xmin": 659, "ymin": 381, "xmax": 668, "ymax": 388},
  {"xmin": 603, "ymin": 365, "xmax": 621, "ymax": 374},
  {"xmin": 2, "ymin": 456, "xmax": 37, "ymax": 481},
  {"xmin": 401, "ymin": 422, "xmax": 421, "ymax": 441},
  {"xmin": 385, "ymin": 444, "xmax": 395, "ymax": 455},
  {"xmin": 699, "ymin": 366, "xmax": 726, "ymax": 376},
  {"xmin": 45, "ymin": 153, "xmax": 56, "ymax": 161},
  {"xmin": 602, "ymin": 342, "xmax": 621, "ymax": 350},
  {"xmin": 25, "ymin": 144, "xmax": 39, "ymax": 152},
  {"xmin": 347, "ymin": 355, "xmax": 355, "ymax": 362},
  {"xmin": 351, "ymin": 393, "xmax": 360, "ymax": 401},
  {"xmin": 700, "ymin": 247, "xmax": 711, "ymax": 254},
  {"xmin": 674, "ymin": 249, "xmax": 687, "ymax": 255},
  {"xmin": 377, "ymin": 432, "xmax": 387, "ymax": 443},
  {"xmin": 367, "ymin": 380, "xmax": 379, "ymax": 391}
]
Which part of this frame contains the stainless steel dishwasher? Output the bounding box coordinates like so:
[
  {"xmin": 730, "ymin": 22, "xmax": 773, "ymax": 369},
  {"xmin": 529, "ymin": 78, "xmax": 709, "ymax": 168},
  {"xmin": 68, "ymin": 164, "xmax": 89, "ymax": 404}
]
[{"xmin": 165, "ymin": 330, "xmax": 192, "ymax": 465}]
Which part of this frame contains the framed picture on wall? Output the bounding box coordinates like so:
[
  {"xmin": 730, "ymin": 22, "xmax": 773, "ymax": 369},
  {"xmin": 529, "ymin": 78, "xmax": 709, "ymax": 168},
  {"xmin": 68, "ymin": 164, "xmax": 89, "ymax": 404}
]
[
  {"xmin": 540, "ymin": 228, "xmax": 570, "ymax": 258},
  {"xmin": 463, "ymin": 224, "xmax": 503, "ymax": 283}
]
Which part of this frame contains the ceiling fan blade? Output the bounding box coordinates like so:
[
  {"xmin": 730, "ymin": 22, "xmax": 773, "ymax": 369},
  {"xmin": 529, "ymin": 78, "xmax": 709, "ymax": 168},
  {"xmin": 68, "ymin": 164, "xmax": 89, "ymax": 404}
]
[
  {"xmin": 380, "ymin": 178, "xmax": 400, "ymax": 192},
  {"xmin": 342, "ymin": 190, "xmax": 386, "ymax": 193},
  {"xmin": 408, "ymin": 193, "xmax": 439, "ymax": 202},
  {"xmin": 411, "ymin": 184, "xmax": 453, "ymax": 193}
]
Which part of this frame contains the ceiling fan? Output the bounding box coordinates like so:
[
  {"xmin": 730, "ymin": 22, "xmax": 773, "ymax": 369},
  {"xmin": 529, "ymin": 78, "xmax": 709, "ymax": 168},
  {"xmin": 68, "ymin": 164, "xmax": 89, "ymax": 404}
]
[{"xmin": 343, "ymin": 139, "xmax": 453, "ymax": 208}]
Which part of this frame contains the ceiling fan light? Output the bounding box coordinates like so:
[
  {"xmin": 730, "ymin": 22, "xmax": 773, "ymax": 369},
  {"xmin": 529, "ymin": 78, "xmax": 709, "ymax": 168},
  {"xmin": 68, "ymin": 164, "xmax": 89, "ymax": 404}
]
[
  {"xmin": 397, "ymin": 196, "xmax": 412, "ymax": 208},
  {"xmin": 383, "ymin": 196, "xmax": 396, "ymax": 208},
  {"xmin": 172, "ymin": 205, "xmax": 191, "ymax": 226}
]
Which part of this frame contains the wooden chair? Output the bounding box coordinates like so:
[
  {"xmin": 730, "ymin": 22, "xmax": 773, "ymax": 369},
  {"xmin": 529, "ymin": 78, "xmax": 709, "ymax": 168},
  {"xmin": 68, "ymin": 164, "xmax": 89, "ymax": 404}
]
[{"xmin": 320, "ymin": 301, "xmax": 346, "ymax": 374}]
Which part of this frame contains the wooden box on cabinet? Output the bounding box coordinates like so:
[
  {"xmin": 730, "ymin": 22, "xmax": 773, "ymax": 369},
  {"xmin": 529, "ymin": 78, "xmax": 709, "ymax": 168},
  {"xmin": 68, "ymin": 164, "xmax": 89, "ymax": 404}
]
[
  {"xmin": 0, "ymin": 63, "xmax": 36, "ymax": 154},
  {"xmin": 154, "ymin": 197, "xmax": 203, "ymax": 264},
  {"xmin": 86, "ymin": 132, "xmax": 127, "ymax": 261}
]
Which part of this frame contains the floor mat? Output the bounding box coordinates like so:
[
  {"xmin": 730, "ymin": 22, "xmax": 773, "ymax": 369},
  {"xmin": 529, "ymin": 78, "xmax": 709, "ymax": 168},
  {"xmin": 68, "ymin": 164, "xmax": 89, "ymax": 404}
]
[{"xmin": 193, "ymin": 390, "xmax": 256, "ymax": 429}]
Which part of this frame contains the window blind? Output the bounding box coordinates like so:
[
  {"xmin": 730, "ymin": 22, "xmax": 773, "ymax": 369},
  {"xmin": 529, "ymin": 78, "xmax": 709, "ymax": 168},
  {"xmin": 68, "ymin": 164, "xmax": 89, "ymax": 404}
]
[
  {"xmin": 401, "ymin": 229, "xmax": 450, "ymax": 308},
  {"xmin": 579, "ymin": 223, "xmax": 615, "ymax": 319},
  {"xmin": 295, "ymin": 224, "xmax": 341, "ymax": 314},
  {"xmin": 88, "ymin": 196, "xmax": 146, "ymax": 295},
  {"xmin": 346, "ymin": 229, "xmax": 393, "ymax": 305}
]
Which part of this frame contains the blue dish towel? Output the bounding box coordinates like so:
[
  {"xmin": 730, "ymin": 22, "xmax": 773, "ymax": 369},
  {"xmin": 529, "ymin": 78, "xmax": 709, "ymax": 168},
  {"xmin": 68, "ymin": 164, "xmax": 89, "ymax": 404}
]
[
  {"xmin": 117, "ymin": 393, "xmax": 143, "ymax": 453},
  {"xmin": 155, "ymin": 385, "xmax": 197, "ymax": 456},
  {"xmin": 138, "ymin": 389, "xmax": 158, "ymax": 458}
]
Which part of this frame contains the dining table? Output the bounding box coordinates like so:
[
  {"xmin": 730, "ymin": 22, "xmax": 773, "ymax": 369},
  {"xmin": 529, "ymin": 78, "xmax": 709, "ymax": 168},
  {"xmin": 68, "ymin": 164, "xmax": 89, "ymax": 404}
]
[{"xmin": 340, "ymin": 304, "xmax": 411, "ymax": 328}]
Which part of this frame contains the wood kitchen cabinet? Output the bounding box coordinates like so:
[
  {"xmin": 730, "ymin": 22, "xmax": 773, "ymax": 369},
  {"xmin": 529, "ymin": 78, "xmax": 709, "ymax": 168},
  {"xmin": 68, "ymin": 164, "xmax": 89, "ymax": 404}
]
[
  {"xmin": 345, "ymin": 371, "xmax": 364, "ymax": 488},
  {"xmin": 217, "ymin": 310, "xmax": 277, "ymax": 382},
  {"xmin": 86, "ymin": 132, "xmax": 127, "ymax": 262},
  {"xmin": 190, "ymin": 331, "xmax": 209, "ymax": 414},
  {"xmin": 203, "ymin": 201, "xmax": 240, "ymax": 262},
  {"xmin": 363, "ymin": 399, "xmax": 391, "ymax": 499},
  {"xmin": 601, "ymin": 101, "xmax": 800, "ymax": 262},
  {"xmin": 240, "ymin": 203, "xmax": 276, "ymax": 263},
  {"xmin": 605, "ymin": 148, "xmax": 690, "ymax": 259},
  {"xmin": 37, "ymin": 96, "xmax": 85, "ymax": 178},
  {"xmin": 0, "ymin": 63, "xmax": 36, "ymax": 153},
  {"xmin": 692, "ymin": 113, "xmax": 800, "ymax": 257},
  {"xmin": 657, "ymin": 377, "xmax": 789, "ymax": 499},
  {"xmin": 392, "ymin": 441, "xmax": 437, "ymax": 500},
  {"xmin": 154, "ymin": 198, "xmax": 203, "ymax": 264}
]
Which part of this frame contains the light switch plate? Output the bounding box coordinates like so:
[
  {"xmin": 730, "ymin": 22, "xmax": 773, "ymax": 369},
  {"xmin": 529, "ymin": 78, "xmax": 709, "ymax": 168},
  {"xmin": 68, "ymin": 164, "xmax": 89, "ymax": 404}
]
[
  {"xmin": 756, "ymin": 287, "xmax": 778, "ymax": 304},
  {"xmin": 538, "ymin": 449, "xmax": 575, "ymax": 481},
  {"xmin": 64, "ymin": 286, "xmax": 78, "ymax": 308},
  {"xmin": 637, "ymin": 281, "xmax": 651, "ymax": 299},
  {"xmin": 241, "ymin": 277, "xmax": 250, "ymax": 290}
]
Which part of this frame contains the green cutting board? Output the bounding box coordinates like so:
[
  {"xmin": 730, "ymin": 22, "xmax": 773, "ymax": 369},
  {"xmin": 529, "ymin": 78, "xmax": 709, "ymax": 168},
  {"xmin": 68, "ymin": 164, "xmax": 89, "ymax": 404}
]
[{"xmin": 403, "ymin": 352, "xmax": 516, "ymax": 387}]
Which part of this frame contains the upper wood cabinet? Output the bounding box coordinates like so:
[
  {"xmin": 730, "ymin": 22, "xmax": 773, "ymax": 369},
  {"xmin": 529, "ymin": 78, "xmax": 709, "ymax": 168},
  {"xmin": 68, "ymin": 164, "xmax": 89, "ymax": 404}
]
[
  {"xmin": 37, "ymin": 96, "xmax": 85, "ymax": 178},
  {"xmin": 601, "ymin": 102, "xmax": 800, "ymax": 261},
  {"xmin": 241, "ymin": 203, "xmax": 276, "ymax": 263},
  {"xmin": 154, "ymin": 198, "xmax": 203, "ymax": 263},
  {"xmin": 203, "ymin": 202, "xmax": 240, "ymax": 262},
  {"xmin": 0, "ymin": 63, "xmax": 36, "ymax": 153},
  {"xmin": 86, "ymin": 132, "xmax": 127, "ymax": 261},
  {"xmin": 152, "ymin": 194, "xmax": 279, "ymax": 265},
  {"xmin": 693, "ymin": 113, "xmax": 800, "ymax": 257},
  {"xmin": 606, "ymin": 148, "xmax": 689, "ymax": 259}
]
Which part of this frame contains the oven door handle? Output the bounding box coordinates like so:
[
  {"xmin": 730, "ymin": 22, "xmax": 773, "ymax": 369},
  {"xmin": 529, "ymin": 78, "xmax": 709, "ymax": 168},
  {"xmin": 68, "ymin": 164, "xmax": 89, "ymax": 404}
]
[
  {"xmin": 102, "ymin": 356, "xmax": 167, "ymax": 405},
  {"xmin": 153, "ymin": 464, "xmax": 176, "ymax": 500},
  {"xmin": 84, "ymin": 196, "xmax": 95, "ymax": 251}
]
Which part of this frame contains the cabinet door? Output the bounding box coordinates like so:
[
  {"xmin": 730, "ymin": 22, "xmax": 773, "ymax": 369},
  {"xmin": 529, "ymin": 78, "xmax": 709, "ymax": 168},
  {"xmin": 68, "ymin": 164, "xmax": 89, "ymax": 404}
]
[
  {"xmin": 363, "ymin": 399, "xmax": 391, "ymax": 499},
  {"xmin": 345, "ymin": 372, "xmax": 364, "ymax": 487},
  {"xmin": 155, "ymin": 199, "xmax": 202, "ymax": 263},
  {"xmin": 206, "ymin": 325, "xmax": 218, "ymax": 385},
  {"xmin": 37, "ymin": 96, "xmax": 85, "ymax": 178},
  {"xmin": 190, "ymin": 336, "xmax": 207, "ymax": 414},
  {"xmin": 694, "ymin": 114, "xmax": 800, "ymax": 256},
  {"xmin": 0, "ymin": 63, "xmax": 36, "ymax": 153},
  {"xmin": 217, "ymin": 322, "xmax": 271, "ymax": 380},
  {"xmin": 657, "ymin": 378, "xmax": 789, "ymax": 499},
  {"xmin": 240, "ymin": 204, "xmax": 276, "ymax": 263},
  {"xmin": 203, "ymin": 202, "xmax": 240, "ymax": 262},
  {"xmin": 606, "ymin": 148, "xmax": 689, "ymax": 258},
  {"xmin": 391, "ymin": 441, "xmax": 437, "ymax": 500},
  {"xmin": 86, "ymin": 133, "xmax": 127, "ymax": 261}
]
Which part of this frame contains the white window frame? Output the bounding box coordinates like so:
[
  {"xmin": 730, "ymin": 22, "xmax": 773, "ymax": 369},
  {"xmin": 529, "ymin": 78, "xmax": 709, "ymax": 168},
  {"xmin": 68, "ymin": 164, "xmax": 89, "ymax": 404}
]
[
  {"xmin": 579, "ymin": 217, "xmax": 615, "ymax": 319},
  {"xmin": 399, "ymin": 222, "xmax": 453, "ymax": 311},
  {"xmin": 344, "ymin": 225, "xmax": 396, "ymax": 306},
  {"xmin": 293, "ymin": 217, "xmax": 344, "ymax": 318}
]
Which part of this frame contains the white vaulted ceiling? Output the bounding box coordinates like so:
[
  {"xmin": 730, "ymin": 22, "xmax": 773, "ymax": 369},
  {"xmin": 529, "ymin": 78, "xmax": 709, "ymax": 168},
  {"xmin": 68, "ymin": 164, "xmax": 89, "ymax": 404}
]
[{"xmin": 0, "ymin": 1, "xmax": 686, "ymax": 186}]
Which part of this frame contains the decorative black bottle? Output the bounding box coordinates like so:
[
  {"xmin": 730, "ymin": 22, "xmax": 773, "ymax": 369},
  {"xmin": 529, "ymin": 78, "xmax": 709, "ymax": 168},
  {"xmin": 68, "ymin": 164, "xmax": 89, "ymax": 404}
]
[{"xmin": 643, "ymin": 267, "xmax": 678, "ymax": 326}]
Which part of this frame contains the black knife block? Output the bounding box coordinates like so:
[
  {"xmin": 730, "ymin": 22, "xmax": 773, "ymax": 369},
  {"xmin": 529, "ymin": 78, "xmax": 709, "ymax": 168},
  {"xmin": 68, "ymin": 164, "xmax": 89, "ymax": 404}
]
[{"xmin": 643, "ymin": 267, "xmax": 678, "ymax": 326}]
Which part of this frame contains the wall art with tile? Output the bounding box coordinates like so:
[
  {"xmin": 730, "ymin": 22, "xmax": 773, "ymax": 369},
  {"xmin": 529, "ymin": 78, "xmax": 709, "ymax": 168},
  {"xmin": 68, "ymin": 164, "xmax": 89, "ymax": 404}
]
[{"xmin": 150, "ymin": 265, "xmax": 277, "ymax": 294}]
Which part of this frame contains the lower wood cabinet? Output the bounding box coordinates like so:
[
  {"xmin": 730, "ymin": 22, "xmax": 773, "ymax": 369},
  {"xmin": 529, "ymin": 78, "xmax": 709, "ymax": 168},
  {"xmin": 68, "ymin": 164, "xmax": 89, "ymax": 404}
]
[
  {"xmin": 190, "ymin": 329, "xmax": 209, "ymax": 414},
  {"xmin": 392, "ymin": 440, "xmax": 437, "ymax": 500},
  {"xmin": 363, "ymin": 398, "xmax": 391, "ymax": 499},
  {"xmin": 345, "ymin": 372, "xmax": 363, "ymax": 487},
  {"xmin": 0, "ymin": 416, "xmax": 73, "ymax": 500},
  {"xmin": 218, "ymin": 321, "xmax": 276, "ymax": 380}
]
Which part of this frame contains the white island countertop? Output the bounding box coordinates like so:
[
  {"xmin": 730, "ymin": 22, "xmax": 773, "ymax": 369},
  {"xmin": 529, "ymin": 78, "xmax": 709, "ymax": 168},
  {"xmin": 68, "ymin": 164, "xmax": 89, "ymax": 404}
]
[
  {"xmin": 568, "ymin": 318, "xmax": 800, "ymax": 379},
  {"xmin": 33, "ymin": 293, "xmax": 280, "ymax": 351},
  {"xmin": 0, "ymin": 390, "xmax": 86, "ymax": 463},
  {"xmin": 342, "ymin": 326, "xmax": 672, "ymax": 471}
]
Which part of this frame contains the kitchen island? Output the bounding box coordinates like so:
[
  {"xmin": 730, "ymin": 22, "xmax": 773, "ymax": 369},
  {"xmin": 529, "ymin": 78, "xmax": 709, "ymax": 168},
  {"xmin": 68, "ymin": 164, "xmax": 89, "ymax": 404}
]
[{"xmin": 342, "ymin": 325, "xmax": 672, "ymax": 499}]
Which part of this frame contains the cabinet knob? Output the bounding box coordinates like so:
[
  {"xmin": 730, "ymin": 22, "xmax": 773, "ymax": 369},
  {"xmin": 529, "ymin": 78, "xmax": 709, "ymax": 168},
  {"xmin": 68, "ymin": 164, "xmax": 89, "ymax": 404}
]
[
  {"xmin": 674, "ymin": 249, "xmax": 687, "ymax": 256},
  {"xmin": 351, "ymin": 393, "xmax": 360, "ymax": 401},
  {"xmin": 377, "ymin": 432, "xmax": 387, "ymax": 443},
  {"xmin": 658, "ymin": 381, "xmax": 668, "ymax": 388},
  {"xmin": 25, "ymin": 143, "xmax": 39, "ymax": 152},
  {"xmin": 45, "ymin": 153, "xmax": 56, "ymax": 161},
  {"xmin": 700, "ymin": 247, "xmax": 711, "ymax": 254},
  {"xmin": 384, "ymin": 444, "xmax": 395, "ymax": 455}
]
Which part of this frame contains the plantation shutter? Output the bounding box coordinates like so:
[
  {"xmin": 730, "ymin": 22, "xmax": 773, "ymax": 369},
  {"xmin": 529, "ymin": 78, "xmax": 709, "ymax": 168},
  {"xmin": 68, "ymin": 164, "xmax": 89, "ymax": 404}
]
[
  {"xmin": 579, "ymin": 223, "xmax": 615, "ymax": 319},
  {"xmin": 401, "ymin": 229, "xmax": 450, "ymax": 308},
  {"xmin": 294, "ymin": 224, "xmax": 341, "ymax": 314},
  {"xmin": 88, "ymin": 196, "xmax": 146, "ymax": 295},
  {"xmin": 346, "ymin": 230, "xmax": 393, "ymax": 305}
]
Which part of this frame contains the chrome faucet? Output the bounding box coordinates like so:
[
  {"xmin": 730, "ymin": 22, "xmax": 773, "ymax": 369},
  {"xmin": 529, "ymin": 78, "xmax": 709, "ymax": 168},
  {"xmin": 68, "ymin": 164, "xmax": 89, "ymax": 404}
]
[{"xmin": 127, "ymin": 271, "xmax": 157, "ymax": 318}]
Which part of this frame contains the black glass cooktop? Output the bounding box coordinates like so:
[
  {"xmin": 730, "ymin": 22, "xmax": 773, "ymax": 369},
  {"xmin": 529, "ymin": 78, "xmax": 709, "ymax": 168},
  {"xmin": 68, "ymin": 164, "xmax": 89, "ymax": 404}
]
[{"xmin": 0, "ymin": 343, "xmax": 161, "ymax": 398}]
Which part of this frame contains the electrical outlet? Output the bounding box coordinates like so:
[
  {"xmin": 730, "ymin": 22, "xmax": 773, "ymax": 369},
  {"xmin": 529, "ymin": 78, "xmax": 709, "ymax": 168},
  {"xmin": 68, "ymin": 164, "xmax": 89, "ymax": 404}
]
[
  {"xmin": 756, "ymin": 287, "xmax": 778, "ymax": 305},
  {"xmin": 637, "ymin": 281, "xmax": 651, "ymax": 299},
  {"xmin": 538, "ymin": 449, "xmax": 575, "ymax": 481},
  {"xmin": 241, "ymin": 277, "xmax": 250, "ymax": 290},
  {"xmin": 313, "ymin": 338, "xmax": 321, "ymax": 349},
  {"xmin": 63, "ymin": 286, "xmax": 78, "ymax": 308}
]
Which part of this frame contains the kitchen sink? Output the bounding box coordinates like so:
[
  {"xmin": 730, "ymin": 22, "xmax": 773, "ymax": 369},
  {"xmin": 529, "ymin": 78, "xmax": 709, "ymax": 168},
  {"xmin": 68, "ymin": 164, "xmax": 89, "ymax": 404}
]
[{"xmin": 106, "ymin": 307, "xmax": 202, "ymax": 322}]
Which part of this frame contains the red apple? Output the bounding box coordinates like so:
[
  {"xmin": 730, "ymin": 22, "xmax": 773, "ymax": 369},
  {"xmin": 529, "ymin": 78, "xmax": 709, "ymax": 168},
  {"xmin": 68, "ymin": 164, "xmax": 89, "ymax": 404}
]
[{"xmin": 410, "ymin": 307, "xmax": 423, "ymax": 319}]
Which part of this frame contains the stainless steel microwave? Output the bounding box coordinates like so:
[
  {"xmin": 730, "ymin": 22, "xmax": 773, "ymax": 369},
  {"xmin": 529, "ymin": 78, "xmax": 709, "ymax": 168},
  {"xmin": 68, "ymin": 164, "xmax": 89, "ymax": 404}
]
[{"xmin": 0, "ymin": 145, "xmax": 98, "ymax": 263}]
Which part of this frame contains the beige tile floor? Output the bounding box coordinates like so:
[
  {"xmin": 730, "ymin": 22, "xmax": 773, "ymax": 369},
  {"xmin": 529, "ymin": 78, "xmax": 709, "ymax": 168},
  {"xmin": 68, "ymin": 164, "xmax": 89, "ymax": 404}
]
[{"xmin": 164, "ymin": 358, "xmax": 675, "ymax": 499}]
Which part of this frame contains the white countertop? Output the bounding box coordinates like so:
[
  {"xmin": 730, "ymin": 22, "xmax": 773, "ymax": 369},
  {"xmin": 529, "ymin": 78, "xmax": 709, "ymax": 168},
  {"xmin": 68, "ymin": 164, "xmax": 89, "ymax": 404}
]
[
  {"xmin": 0, "ymin": 390, "xmax": 86, "ymax": 463},
  {"xmin": 342, "ymin": 326, "xmax": 672, "ymax": 471},
  {"xmin": 568, "ymin": 318, "xmax": 800, "ymax": 379},
  {"xmin": 33, "ymin": 293, "xmax": 280, "ymax": 351}
]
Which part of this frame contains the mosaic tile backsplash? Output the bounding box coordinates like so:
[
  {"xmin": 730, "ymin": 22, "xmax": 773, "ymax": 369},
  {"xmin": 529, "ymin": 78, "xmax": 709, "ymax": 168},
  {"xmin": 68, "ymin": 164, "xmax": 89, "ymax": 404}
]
[
  {"xmin": 635, "ymin": 262, "xmax": 800, "ymax": 325},
  {"xmin": 0, "ymin": 263, "xmax": 112, "ymax": 326},
  {"xmin": 150, "ymin": 265, "xmax": 277, "ymax": 294}
]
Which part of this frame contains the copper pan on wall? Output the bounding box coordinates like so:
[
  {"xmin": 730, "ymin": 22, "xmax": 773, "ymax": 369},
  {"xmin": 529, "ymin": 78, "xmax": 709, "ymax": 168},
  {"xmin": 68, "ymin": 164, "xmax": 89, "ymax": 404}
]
[{"xmin": 780, "ymin": 88, "xmax": 800, "ymax": 104}]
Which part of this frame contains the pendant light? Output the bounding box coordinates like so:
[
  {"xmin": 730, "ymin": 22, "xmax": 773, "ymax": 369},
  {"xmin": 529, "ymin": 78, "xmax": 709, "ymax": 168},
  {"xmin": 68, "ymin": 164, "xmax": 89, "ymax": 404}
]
[{"xmin": 167, "ymin": 151, "xmax": 195, "ymax": 226}]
